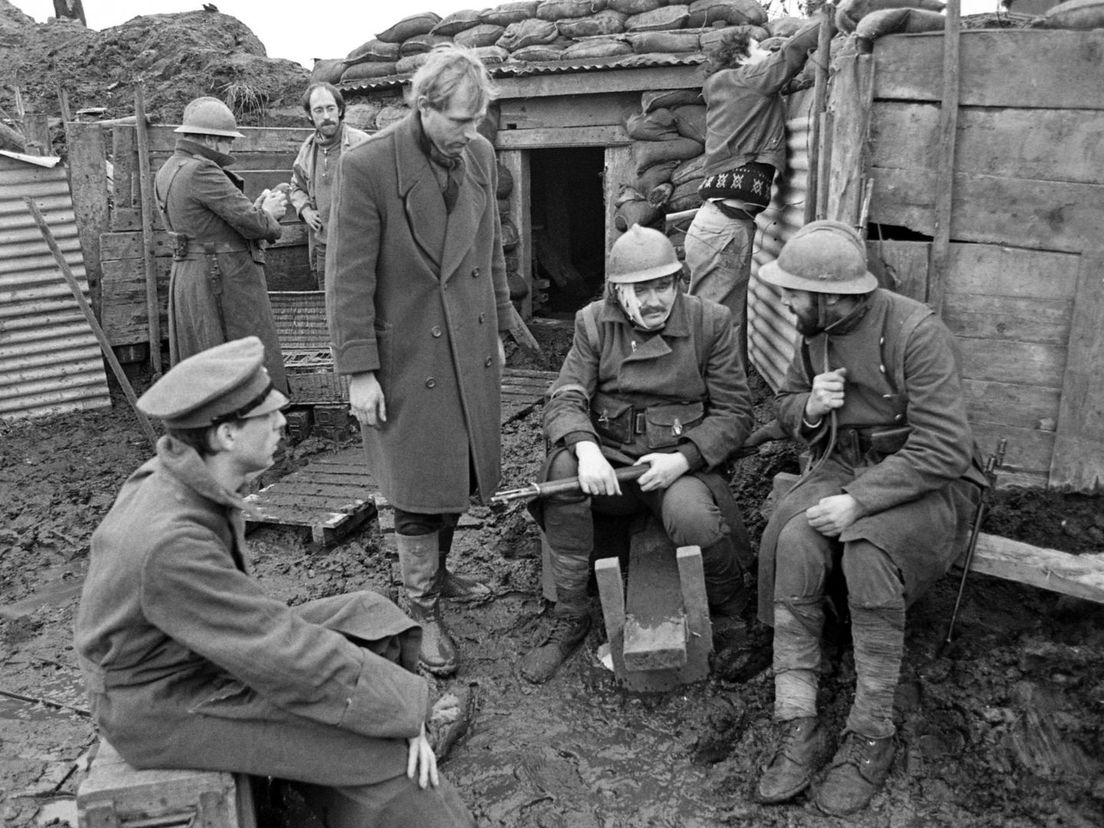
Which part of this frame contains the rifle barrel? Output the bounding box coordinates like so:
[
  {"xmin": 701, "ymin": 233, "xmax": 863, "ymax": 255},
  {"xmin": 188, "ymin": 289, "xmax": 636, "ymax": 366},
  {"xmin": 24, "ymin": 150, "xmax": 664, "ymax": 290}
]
[{"xmin": 491, "ymin": 464, "xmax": 648, "ymax": 504}]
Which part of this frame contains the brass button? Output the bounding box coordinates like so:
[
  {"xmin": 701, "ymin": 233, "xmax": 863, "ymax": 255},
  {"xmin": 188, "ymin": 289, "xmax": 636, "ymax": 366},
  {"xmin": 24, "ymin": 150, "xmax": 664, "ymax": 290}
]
[
  {"xmin": 431, "ymin": 326, "xmax": 442, "ymax": 338},
  {"xmin": 425, "ymin": 377, "xmax": 437, "ymax": 388},
  {"xmin": 471, "ymin": 267, "xmax": 481, "ymax": 278}
]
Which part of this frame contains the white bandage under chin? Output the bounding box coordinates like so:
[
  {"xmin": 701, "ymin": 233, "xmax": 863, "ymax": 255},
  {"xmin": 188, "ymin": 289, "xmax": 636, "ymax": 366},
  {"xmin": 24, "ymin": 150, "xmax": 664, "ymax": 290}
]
[{"xmin": 614, "ymin": 283, "xmax": 672, "ymax": 330}]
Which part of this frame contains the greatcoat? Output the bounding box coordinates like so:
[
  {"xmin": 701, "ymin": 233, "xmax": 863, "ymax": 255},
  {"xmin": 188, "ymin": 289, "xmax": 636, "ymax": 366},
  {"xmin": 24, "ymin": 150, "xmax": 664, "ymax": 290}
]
[
  {"xmin": 155, "ymin": 138, "xmax": 288, "ymax": 392},
  {"xmin": 326, "ymin": 114, "xmax": 511, "ymax": 513},
  {"xmin": 758, "ymin": 289, "xmax": 984, "ymax": 623},
  {"xmin": 74, "ymin": 437, "xmax": 429, "ymax": 785}
]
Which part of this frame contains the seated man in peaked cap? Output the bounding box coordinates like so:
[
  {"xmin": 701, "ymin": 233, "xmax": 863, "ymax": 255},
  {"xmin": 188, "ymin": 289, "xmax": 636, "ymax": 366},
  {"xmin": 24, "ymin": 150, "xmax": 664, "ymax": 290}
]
[{"xmin": 74, "ymin": 337, "xmax": 475, "ymax": 827}]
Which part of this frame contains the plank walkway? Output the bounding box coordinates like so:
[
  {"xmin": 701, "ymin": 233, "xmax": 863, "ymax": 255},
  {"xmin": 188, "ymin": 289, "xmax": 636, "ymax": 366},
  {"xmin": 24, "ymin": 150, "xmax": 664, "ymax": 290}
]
[{"xmin": 244, "ymin": 368, "xmax": 555, "ymax": 545}]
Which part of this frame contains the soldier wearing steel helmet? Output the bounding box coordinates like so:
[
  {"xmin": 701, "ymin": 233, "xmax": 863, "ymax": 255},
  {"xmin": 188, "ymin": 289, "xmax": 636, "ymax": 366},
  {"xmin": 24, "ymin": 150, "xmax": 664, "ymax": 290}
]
[
  {"xmin": 521, "ymin": 224, "xmax": 755, "ymax": 684},
  {"xmin": 754, "ymin": 220, "xmax": 985, "ymax": 816},
  {"xmin": 154, "ymin": 96, "xmax": 289, "ymax": 391}
]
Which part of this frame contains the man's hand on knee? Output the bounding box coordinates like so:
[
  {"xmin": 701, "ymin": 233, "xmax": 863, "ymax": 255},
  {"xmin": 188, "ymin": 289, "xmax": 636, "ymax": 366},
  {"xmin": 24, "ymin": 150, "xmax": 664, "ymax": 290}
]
[{"xmin": 805, "ymin": 494, "xmax": 862, "ymax": 537}]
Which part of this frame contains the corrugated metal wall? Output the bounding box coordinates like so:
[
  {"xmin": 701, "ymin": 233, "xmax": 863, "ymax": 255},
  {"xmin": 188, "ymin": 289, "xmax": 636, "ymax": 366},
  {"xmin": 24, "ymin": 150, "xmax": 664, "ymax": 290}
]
[
  {"xmin": 0, "ymin": 152, "xmax": 110, "ymax": 420},
  {"xmin": 748, "ymin": 89, "xmax": 815, "ymax": 392}
]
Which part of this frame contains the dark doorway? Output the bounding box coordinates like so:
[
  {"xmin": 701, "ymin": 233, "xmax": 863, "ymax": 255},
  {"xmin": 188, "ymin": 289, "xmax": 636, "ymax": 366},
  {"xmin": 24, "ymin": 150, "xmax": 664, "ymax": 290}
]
[{"xmin": 529, "ymin": 147, "xmax": 607, "ymax": 317}]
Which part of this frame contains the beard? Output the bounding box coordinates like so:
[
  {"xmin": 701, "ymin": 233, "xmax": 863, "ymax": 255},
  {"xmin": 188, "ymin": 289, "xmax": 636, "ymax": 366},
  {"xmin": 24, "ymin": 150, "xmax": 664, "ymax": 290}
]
[{"xmin": 793, "ymin": 306, "xmax": 823, "ymax": 337}]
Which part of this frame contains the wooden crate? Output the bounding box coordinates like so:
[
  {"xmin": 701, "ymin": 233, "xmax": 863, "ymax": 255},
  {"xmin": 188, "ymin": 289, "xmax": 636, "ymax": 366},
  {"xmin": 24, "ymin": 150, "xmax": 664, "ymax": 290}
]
[{"xmin": 77, "ymin": 738, "xmax": 256, "ymax": 827}]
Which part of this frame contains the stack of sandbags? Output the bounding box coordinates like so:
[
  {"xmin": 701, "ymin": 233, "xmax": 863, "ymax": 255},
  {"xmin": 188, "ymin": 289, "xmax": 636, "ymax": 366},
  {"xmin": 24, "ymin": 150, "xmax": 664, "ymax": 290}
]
[{"xmin": 615, "ymin": 88, "xmax": 705, "ymax": 232}]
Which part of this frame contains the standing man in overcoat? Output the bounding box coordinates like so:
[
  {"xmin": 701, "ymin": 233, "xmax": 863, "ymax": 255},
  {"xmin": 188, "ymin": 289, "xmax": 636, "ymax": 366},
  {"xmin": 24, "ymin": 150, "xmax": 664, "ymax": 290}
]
[
  {"xmin": 288, "ymin": 82, "xmax": 369, "ymax": 290},
  {"xmin": 155, "ymin": 96, "xmax": 289, "ymax": 392},
  {"xmin": 327, "ymin": 45, "xmax": 512, "ymax": 677},
  {"xmin": 75, "ymin": 337, "xmax": 475, "ymax": 826},
  {"xmin": 753, "ymin": 221, "xmax": 984, "ymax": 816}
]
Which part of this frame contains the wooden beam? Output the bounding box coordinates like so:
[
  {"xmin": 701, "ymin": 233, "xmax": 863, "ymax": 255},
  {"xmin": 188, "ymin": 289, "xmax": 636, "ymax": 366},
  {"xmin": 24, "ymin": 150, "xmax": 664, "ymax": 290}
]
[
  {"xmin": 63, "ymin": 122, "xmax": 110, "ymax": 317},
  {"xmin": 1048, "ymin": 252, "xmax": 1104, "ymax": 491},
  {"xmin": 968, "ymin": 534, "xmax": 1104, "ymax": 605},
  {"xmin": 492, "ymin": 65, "xmax": 703, "ymax": 100},
  {"xmin": 926, "ymin": 0, "xmax": 961, "ymax": 315},
  {"xmin": 494, "ymin": 125, "xmax": 629, "ymax": 150},
  {"xmin": 826, "ymin": 54, "xmax": 874, "ymax": 226},
  {"xmin": 807, "ymin": 3, "xmax": 836, "ymax": 223},
  {"xmin": 134, "ymin": 87, "xmax": 161, "ymax": 374}
]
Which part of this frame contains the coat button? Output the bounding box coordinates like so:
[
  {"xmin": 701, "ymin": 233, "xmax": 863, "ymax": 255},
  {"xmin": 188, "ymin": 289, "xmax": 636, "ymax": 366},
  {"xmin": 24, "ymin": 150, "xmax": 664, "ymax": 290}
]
[
  {"xmin": 478, "ymin": 313, "xmax": 485, "ymax": 324},
  {"xmin": 431, "ymin": 326, "xmax": 442, "ymax": 338},
  {"xmin": 471, "ymin": 267, "xmax": 480, "ymax": 278},
  {"xmin": 894, "ymin": 414, "xmax": 904, "ymax": 421},
  {"xmin": 484, "ymin": 357, "xmax": 493, "ymax": 367},
  {"xmin": 425, "ymin": 377, "xmax": 437, "ymax": 388}
]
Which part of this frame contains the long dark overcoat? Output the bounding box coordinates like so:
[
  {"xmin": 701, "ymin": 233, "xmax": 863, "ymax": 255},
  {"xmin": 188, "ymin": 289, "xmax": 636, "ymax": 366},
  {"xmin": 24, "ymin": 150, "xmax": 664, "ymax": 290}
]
[
  {"xmin": 326, "ymin": 114, "xmax": 511, "ymax": 513},
  {"xmin": 155, "ymin": 138, "xmax": 287, "ymax": 392},
  {"xmin": 74, "ymin": 438, "xmax": 430, "ymax": 785}
]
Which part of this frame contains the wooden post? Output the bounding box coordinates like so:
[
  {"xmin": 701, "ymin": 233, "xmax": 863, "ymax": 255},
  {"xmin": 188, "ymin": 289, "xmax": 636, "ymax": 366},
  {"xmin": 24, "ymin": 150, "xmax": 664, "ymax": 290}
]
[
  {"xmin": 24, "ymin": 197, "xmax": 160, "ymax": 451},
  {"xmin": 926, "ymin": 0, "xmax": 962, "ymax": 315},
  {"xmin": 64, "ymin": 121, "xmax": 110, "ymax": 316},
  {"xmin": 57, "ymin": 86, "xmax": 72, "ymax": 124},
  {"xmin": 806, "ymin": 3, "xmax": 836, "ymax": 225},
  {"xmin": 825, "ymin": 54, "xmax": 875, "ymax": 227},
  {"xmin": 134, "ymin": 86, "xmax": 162, "ymax": 375}
]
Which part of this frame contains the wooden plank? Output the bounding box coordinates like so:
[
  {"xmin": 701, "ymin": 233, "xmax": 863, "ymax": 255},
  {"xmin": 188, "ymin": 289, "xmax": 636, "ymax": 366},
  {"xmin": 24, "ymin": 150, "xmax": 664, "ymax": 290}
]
[
  {"xmin": 64, "ymin": 122, "xmax": 109, "ymax": 315},
  {"xmin": 926, "ymin": 0, "xmax": 961, "ymax": 314},
  {"xmin": 495, "ymin": 125, "xmax": 629, "ymax": 150},
  {"xmin": 675, "ymin": 545, "xmax": 712, "ymax": 684},
  {"xmin": 595, "ymin": 556, "xmax": 626, "ymax": 650},
  {"xmin": 962, "ymin": 379, "xmax": 1061, "ymax": 432},
  {"xmin": 110, "ymin": 125, "xmax": 136, "ymax": 211},
  {"xmin": 623, "ymin": 521, "xmax": 687, "ymax": 671},
  {"xmin": 498, "ymin": 148, "xmax": 532, "ymax": 317},
  {"xmin": 969, "ymin": 535, "xmax": 1104, "ymax": 604},
  {"xmin": 604, "ymin": 145, "xmax": 636, "ymax": 257},
  {"xmin": 869, "ymin": 168, "xmax": 1104, "ymax": 254},
  {"xmin": 873, "ymin": 29, "xmax": 1104, "ymax": 110},
  {"xmin": 867, "ymin": 239, "xmax": 928, "ymax": 301},
  {"xmin": 971, "ymin": 422, "xmax": 1055, "ymax": 482},
  {"xmin": 825, "ymin": 53, "xmax": 874, "ymax": 226},
  {"xmin": 945, "ymin": 244, "xmax": 1079, "ymax": 301},
  {"xmin": 493, "ymin": 65, "xmax": 702, "ymax": 100},
  {"xmin": 498, "ymin": 92, "xmax": 639, "ymax": 131},
  {"xmin": 943, "ymin": 293, "xmax": 1072, "ymax": 347},
  {"xmin": 1049, "ymin": 252, "xmax": 1104, "ymax": 491},
  {"xmin": 99, "ymin": 257, "xmax": 170, "ymax": 345},
  {"xmin": 142, "ymin": 125, "xmax": 313, "ymax": 153},
  {"xmin": 872, "ymin": 103, "xmax": 1104, "ymax": 187},
  {"xmin": 957, "ymin": 338, "xmax": 1065, "ymax": 389}
]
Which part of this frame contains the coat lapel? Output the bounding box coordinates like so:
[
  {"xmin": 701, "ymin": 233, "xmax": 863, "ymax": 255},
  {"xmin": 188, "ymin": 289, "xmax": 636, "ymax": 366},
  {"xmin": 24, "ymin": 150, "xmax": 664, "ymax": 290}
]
[
  {"xmin": 394, "ymin": 115, "xmax": 446, "ymax": 271},
  {"xmin": 440, "ymin": 153, "xmax": 487, "ymax": 283}
]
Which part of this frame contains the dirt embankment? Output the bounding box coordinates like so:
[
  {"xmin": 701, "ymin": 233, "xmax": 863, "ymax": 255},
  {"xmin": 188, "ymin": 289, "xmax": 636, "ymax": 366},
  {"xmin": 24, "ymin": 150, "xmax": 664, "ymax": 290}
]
[{"xmin": 0, "ymin": 2, "xmax": 308, "ymax": 154}]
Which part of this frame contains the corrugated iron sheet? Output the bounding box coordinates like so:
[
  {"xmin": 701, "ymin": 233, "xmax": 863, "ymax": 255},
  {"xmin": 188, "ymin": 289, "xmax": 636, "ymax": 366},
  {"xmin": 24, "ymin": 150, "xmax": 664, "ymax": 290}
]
[
  {"xmin": 748, "ymin": 90, "xmax": 815, "ymax": 392},
  {"xmin": 0, "ymin": 151, "xmax": 110, "ymax": 421},
  {"xmin": 339, "ymin": 52, "xmax": 704, "ymax": 93}
]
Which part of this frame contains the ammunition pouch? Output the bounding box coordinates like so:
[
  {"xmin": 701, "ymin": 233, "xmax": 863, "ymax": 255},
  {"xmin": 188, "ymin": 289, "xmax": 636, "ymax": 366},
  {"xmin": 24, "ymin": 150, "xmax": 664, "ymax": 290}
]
[
  {"xmin": 821, "ymin": 424, "xmax": 912, "ymax": 465},
  {"xmin": 590, "ymin": 392, "xmax": 704, "ymax": 451},
  {"xmin": 169, "ymin": 231, "xmax": 190, "ymax": 261}
]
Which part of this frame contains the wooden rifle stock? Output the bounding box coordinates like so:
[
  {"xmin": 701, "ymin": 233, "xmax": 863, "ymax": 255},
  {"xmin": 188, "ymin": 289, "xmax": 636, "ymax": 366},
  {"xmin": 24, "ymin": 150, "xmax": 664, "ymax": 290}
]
[{"xmin": 491, "ymin": 464, "xmax": 648, "ymax": 505}]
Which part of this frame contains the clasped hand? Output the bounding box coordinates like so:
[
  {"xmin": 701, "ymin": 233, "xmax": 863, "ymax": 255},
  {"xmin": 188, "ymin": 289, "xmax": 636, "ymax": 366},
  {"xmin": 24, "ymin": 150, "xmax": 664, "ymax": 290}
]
[
  {"xmin": 805, "ymin": 493, "xmax": 862, "ymax": 537},
  {"xmin": 806, "ymin": 367, "xmax": 849, "ymax": 423}
]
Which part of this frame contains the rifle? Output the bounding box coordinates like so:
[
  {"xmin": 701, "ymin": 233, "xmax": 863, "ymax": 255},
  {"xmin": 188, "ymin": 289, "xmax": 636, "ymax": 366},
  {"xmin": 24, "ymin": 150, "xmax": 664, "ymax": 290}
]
[
  {"xmin": 937, "ymin": 437, "xmax": 1007, "ymax": 657},
  {"xmin": 491, "ymin": 465, "xmax": 648, "ymax": 505}
]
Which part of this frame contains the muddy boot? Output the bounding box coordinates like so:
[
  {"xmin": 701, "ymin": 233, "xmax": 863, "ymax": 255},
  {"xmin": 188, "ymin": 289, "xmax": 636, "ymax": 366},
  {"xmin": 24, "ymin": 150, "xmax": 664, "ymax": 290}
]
[
  {"xmin": 756, "ymin": 716, "xmax": 833, "ymax": 804},
  {"xmin": 519, "ymin": 613, "xmax": 591, "ymax": 684},
  {"xmin": 437, "ymin": 531, "xmax": 492, "ymax": 603},
  {"xmin": 814, "ymin": 731, "xmax": 895, "ymax": 816},
  {"xmin": 397, "ymin": 532, "xmax": 459, "ymax": 676}
]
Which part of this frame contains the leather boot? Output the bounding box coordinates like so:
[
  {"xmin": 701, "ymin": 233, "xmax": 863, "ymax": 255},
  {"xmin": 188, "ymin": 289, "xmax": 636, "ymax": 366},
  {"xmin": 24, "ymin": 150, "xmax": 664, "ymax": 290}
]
[
  {"xmin": 519, "ymin": 613, "xmax": 591, "ymax": 684},
  {"xmin": 437, "ymin": 530, "xmax": 492, "ymax": 602},
  {"xmin": 814, "ymin": 731, "xmax": 895, "ymax": 816},
  {"xmin": 397, "ymin": 532, "xmax": 458, "ymax": 676},
  {"xmin": 756, "ymin": 716, "xmax": 833, "ymax": 804}
]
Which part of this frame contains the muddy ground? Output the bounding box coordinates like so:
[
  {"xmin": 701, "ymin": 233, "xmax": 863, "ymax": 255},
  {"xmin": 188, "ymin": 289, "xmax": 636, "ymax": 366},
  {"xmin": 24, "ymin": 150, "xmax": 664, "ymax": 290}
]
[{"xmin": 2, "ymin": 333, "xmax": 1103, "ymax": 826}]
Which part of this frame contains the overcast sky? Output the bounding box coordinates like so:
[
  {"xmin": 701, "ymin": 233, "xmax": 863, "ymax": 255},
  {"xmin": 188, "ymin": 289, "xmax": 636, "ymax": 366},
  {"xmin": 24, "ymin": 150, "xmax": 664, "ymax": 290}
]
[
  {"xmin": 12, "ymin": 0, "xmax": 483, "ymax": 69},
  {"xmin": 14, "ymin": 0, "xmax": 998, "ymax": 69}
]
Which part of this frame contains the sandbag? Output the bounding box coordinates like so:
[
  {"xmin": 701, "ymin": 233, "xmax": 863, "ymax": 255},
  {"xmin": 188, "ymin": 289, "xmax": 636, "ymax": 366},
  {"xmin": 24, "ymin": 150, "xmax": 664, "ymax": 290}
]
[
  {"xmin": 558, "ymin": 10, "xmax": 628, "ymax": 37},
  {"xmin": 767, "ymin": 16, "xmax": 803, "ymax": 37},
  {"xmin": 341, "ymin": 61, "xmax": 399, "ymax": 81},
  {"xmin": 615, "ymin": 198, "xmax": 662, "ymax": 231},
  {"xmin": 498, "ymin": 18, "xmax": 560, "ymax": 50},
  {"xmin": 400, "ymin": 34, "xmax": 452, "ymax": 57},
  {"xmin": 376, "ymin": 105, "xmax": 409, "ymax": 130},
  {"xmin": 854, "ymin": 7, "xmax": 945, "ymax": 50},
  {"xmin": 686, "ymin": 0, "xmax": 767, "ymax": 27},
  {"xmin": 625, "ymin": 5, "xmax": 691, "ymax": 31},
  {"xmin": 671, "ymin": 154, "xmax": 706, "ymax": 187},
  {"xmin": 634, "ymin": 160, "xmax": 679, "ymax": 193},
  {"xmin": 835, "ymin": 0, "xmax": 945, "ymax": 33},
  {"xmin": 642, "ymin": 88, "xmax": 702, "ymax": 113},
  {"xmin": 347, "ymin": 38, "xmax": 401, "ymax": 62},
  {"xmin": 474, "ymin": 45, "xmax": 511, "ymax": 65},
  {"xmin": 561, "ymin": 37, "xmax": 634, "ymax": 59},
  {"xmin": 309, "ymin": 58, "xmax": 347, "ymax": 85},
  {"xmin": 1042, "ymin": 0, "xmax": 1104, "ymax": 28},
  {"xmin": 377, "ymin": 11, "xmax": 441, "ymax": 43},
  {"xmin": 511, "ymin": 43, "xmax": 569, "ymax": 60},
  {"xmin": 647, "ymin": 182, "xmax": 674, "ymax": 207},
  {"xmin": 395, "ymin": 53, "xmax": 431, "ymax": 74},
  {"xmin": 455, "ymin": 24, "xmax": 507, "ymax": 48},
  {"xmin": 672, "ymin": 105, "xmax": 707, "ymax": 143},
  {"xmin": 481, "ymin": 1, "xmax": 541, "ymax": 26},
  {"xmin": 501, "ymin": 217, "xmax": 520, "ymax": 250},
  {"xmin": 537, "ymin": 0, "xmax": 609, "ymax": 20},
  {"xmin": 625, "ymin": 108, "xmax": 679, "ymax": 141},
  {"xmin": 670, "ymin": 177, "xmax": 704, "ymax": 210},
  {"xmin": 431, "ymin": 9, "xmax": 482, "ymax": 36},
  {"xmin": 609, "ymin": 0, "xmax": 664, "ymax": 14},
  {"xmin": 628, "ymin": 30, "xmax": 701, "ymax": 53},
  {"xmin": 634, "ymin": 136, "xmax": 703, "ymax": 175},
  {"xmin": 497, "ymin": 163, "xmax": 514, "ymax": 199}
]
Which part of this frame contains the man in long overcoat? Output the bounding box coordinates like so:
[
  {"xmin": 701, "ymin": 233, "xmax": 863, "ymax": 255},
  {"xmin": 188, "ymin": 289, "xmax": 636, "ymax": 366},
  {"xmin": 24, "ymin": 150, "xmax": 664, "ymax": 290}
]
[
  {"xmin": 155, "ymin": 96, "xmax": 289, "ymax": 392},
  {"xmin": 753, "ymin": 221, "xmax": 984, "ymax": 816},
  {"xmin": 521, "ymin": 225, "xmax": 754, "ymax": 683},
  {"xmin": 75, "ymin": 338, "xmax": 475, "ymax": 826},
  {"xmin": 327, "ymin": 45, "xmax": 512, "ymax": 676}
]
